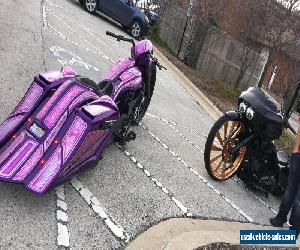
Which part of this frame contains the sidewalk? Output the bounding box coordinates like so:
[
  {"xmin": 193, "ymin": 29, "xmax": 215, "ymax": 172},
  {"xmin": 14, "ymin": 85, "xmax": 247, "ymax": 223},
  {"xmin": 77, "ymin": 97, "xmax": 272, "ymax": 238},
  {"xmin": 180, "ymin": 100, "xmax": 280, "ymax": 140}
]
[
  {"xmin": 126, "ymin": 218, "xmax": 299, "ymax": 250},
  {"xmin": 154, "ymin": 47, "xmax": 223, "ymax": 122}
]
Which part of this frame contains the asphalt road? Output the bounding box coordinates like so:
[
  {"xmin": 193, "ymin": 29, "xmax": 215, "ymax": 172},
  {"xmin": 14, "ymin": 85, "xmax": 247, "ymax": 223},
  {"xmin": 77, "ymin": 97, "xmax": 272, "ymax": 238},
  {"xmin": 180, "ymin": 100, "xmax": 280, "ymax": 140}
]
[{"xmin": 0, "ymin": 0, "xmax": 284, "ymax": 249}]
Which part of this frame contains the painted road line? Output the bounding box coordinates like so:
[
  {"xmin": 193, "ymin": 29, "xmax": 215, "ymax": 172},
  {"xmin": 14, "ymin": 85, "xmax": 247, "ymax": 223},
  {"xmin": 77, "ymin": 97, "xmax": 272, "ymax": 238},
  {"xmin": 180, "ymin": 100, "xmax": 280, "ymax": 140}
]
[
  {"xmin": 233, "ymin": 177, "xmax": 290, "ymax": 227},
  {"xmin": 46, "ymin": 8, "xmax": 111, "ymax": 62},
  {"xmin": 146, "ymin": 113, "xmax": 207, "ymax": 138},
  {"xmin": 46, "ymin": 0, "xmax": 74, "ymax": 15},
  {"xmin": 45, "ymin": 6, "xmax": 117, "ymax": 48},
  {"xmin": 160, "ymin": 118, "xmax": 280, "ymax": 220},
  {"xmin": 140, "ymin": 123, "xmax": 254, "ymax": 223},
  {"xmin": 42, "ymin": 6, "xmax": 109, "ymax": 61},
  {"xmin": 233, "ymin": 177, "xmax": 278, "ymax": 214},
  {"xmin": 46, "ymin": 23, "xmax": 108, "ymax": 61},
  {"xmin": 148, "ymin": 114, "xmax": 281, "ymax": 219},
  {"xmin": 42, "ymin": 5, "xmax": 48, "ymax": 29},
  {"xmin": 55, "ymin": 185, "xmax": 70, "ymax": 248},
  {"xmin": 46, "ymin": 24, "xmax": 106, "ymax": 60},
  {"xmin": 70, "ymin": 177, "xmax": 129, "ymax": 242},
  {"xmin": 116, "ymin": 143, "xmax": 193, "ymax": 217}
]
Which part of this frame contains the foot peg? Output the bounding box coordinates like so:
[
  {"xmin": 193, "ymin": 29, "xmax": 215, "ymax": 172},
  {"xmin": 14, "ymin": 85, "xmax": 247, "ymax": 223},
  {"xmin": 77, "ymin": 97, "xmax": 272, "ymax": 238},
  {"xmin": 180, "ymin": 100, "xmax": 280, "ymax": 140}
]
[{"xmin": 118, "ymin": 131, "xmax": 136, "ymax": 145}]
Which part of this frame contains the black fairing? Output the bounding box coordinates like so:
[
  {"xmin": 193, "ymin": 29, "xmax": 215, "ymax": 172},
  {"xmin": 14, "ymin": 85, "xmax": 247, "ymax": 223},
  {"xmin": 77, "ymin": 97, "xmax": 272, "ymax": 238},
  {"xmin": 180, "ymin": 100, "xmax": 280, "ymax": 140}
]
[{"xmin": 239, "ymin": 87, "xmax": 284, "ymax": 141}]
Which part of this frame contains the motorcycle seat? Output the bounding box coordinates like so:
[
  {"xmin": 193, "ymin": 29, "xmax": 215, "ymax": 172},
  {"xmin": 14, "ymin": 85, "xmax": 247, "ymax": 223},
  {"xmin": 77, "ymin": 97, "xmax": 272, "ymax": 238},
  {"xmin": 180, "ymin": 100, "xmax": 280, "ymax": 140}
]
[
  {"xmin": 277, "ymin": 151, "xmax": 290, "ymax": 167},
  {"xmin": 76, "ymin": 77, "xmax": 114, "ymax": 98},
  {"xmin": 76, "ymin": 76, "xmax": 102, "ymax": 95}
]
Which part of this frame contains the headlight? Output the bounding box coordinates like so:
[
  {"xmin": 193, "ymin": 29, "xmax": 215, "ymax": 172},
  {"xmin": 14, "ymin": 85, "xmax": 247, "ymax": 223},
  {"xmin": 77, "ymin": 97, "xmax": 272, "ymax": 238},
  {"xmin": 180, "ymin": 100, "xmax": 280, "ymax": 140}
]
[
  {"xmin": 239, "ymin": 102, "xmax": 247, "ymax": 114},
  {"xmin": 246, "ymin": 107, "xmax": 255, "ymax": 120}
]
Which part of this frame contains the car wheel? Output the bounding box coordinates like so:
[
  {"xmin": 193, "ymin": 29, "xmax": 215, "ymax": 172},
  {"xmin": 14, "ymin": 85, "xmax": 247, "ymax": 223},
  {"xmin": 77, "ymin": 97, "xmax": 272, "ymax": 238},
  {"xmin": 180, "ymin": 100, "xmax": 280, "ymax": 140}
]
[
  {"xmin": 130, "ymin": 21, "xmax": 142, "ymax": 38},
  {"xmin": 83, "ymin": 0, "xmax": 97, "ymax": 14},
  {"xmin": 79, "ymin": 0, "xmax": 84, "ymax": 5}
]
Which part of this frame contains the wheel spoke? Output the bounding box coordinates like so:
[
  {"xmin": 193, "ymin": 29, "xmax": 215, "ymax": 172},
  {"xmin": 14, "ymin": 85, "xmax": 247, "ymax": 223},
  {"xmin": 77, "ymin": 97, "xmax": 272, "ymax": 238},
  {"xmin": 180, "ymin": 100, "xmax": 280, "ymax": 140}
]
[
  {"xmin": 211, "ymin": 144, "xmax": 222, "ymax": 151},
  {"xmin": 221, "ymin": 163, "xmax": 228, "ymax": 174},
  {"xmin": 216, "ymin": 131, "xmax": 223, "ymax": 146},
  {"xmin": 224, "ymin": 121, "xmax": 228, "ymax": 140},
  {"xmin": 210, "ymin": 153, "xmax": 222, "ymax": 164},
  {"xmin": 214, "ymin": 160, "xmax": 223, "ymax": 171}
]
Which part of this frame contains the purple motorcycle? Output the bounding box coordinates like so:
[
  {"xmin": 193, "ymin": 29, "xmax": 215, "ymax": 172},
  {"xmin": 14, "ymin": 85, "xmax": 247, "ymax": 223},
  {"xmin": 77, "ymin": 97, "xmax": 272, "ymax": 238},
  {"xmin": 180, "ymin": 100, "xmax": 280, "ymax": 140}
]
[{"xmin": 0, "ymin": 31, "xmax": 166, "ymax": 195}]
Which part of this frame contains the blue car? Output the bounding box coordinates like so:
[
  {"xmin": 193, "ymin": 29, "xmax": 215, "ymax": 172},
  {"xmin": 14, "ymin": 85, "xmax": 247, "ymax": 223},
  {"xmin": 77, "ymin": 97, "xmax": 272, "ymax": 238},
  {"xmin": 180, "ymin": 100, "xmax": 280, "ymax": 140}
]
[{"xmin": 80, "ymin": 0, "xmax": 150, "ymax": 38}]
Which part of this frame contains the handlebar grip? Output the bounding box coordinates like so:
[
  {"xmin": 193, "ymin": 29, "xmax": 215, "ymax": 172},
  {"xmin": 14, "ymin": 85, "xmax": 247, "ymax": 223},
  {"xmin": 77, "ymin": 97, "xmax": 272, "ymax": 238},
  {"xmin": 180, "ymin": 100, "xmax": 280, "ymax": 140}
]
[
  {"xmin": 106, "ymin": 31, "xmax": 117, "ymax": 38},
  {"xmin": 286, "ymin": 122, "xmax": 297, "ymax": 135},
  {"xmin": 289, "ymin": 125, "xmax": 297, "ymax": 135}
]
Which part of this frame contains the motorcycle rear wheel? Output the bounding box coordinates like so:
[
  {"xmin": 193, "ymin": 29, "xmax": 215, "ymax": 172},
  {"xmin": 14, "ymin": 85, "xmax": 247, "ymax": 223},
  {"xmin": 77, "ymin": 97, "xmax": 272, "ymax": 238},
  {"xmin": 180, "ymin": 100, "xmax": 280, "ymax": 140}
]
[{"xmin": 204, "ymin": 115, "xmax": 246, "ymax": 181}]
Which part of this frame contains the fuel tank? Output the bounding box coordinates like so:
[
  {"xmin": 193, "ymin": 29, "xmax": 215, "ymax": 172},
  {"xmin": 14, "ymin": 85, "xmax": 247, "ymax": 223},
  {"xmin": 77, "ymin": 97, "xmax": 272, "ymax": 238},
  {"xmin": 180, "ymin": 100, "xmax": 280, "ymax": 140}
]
[{"xmin": 100, "ymin": 58, "xmax": 142, "ymax": 101}]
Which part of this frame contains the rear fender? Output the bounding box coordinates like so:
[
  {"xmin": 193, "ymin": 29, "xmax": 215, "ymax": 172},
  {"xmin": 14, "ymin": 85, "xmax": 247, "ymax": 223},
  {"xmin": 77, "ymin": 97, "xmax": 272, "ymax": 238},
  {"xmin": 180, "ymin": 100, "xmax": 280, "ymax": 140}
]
[
  {"xmin": 0, "ymin": 82, "xmax": 45, "ymax": 144},
  {"xmin": 0, "ymin": 66, "xmax": 77, "ymax": 145},
  {"xmin": 21, "ymin": 96, "xmax": 118, "ymax": 195}
]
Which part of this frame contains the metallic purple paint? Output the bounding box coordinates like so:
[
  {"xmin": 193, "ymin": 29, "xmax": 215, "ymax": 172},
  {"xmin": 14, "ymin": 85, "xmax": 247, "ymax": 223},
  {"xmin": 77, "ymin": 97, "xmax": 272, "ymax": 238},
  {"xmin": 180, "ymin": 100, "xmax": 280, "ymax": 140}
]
[
  {"xmin": 112, "ymin": 67, "xmax": 142, "ymax": 101},
  {"xmin": 44, "ymin": 86, "xmax": 84, "ymax": 128},
  {"xmin": 0, "ymin": 35, "xmax": 156, "ymax": 195},
  {"xmin": 62, "ymin": 116, "xmax": 88, "ymax": 163},
  {"xmin": 133, "ymin": 40, "xmax": 153, "ymax": 60},
  {"xmin": 101, "ymin": 59, "xmax": 135, "ymax": 81},
  {"xmin": 39, "ymin": 66, "xmax": 76, "ymax": 83}
]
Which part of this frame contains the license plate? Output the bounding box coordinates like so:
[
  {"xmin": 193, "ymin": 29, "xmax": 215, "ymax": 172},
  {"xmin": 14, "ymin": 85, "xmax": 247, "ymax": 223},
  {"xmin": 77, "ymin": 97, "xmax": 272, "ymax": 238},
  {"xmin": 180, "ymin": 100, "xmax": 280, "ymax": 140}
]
[{"xmin": 30, "ymin": 123, "xmax": 45, "ymax": 138}]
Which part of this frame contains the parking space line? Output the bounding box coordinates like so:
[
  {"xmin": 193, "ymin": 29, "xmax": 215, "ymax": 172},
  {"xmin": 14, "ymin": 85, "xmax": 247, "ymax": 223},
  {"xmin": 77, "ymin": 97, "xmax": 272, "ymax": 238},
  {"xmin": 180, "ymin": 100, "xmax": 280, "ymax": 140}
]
[
  {"xmin": 46, "ymin": 5, "xmax": 117, "ymax": 46},
  {"xmin": 46, "ymin": 0, "xmax": 74, "ymax": 15},
  {"xmin": 233, "ymin": 177, "xmax": 278, "ymax": 214},
  {"xmin": 116, "ymin": 143, "xmax": 193, "ymax": 217},
  {"xmin": 55, "ymin": 185, "xmax": 70, "ymax": 248},
  {"xmin": 146, "ymin": 113, "xmax": 208, "ymax": 138},
  {"xmin": 46, "ymin": 0, "xmax": 127, "ymax": 59},
  {"xmin": 140, "ymin": 123, "xmax": 254, "ymax": 223},
  {"xmin": 46, "ymin": 7, "xmax": 111, "ymax": 61},
  {"xmin": 147, "ymin": 114, "xmax": 281, "ymax": 219},
  {"xmin": 41, "ymin": 4, "xmax": 112, "ymax": 63},
  {"xmin": 70, "ymin": 177, "xmax": 130, "ymax": 242}
]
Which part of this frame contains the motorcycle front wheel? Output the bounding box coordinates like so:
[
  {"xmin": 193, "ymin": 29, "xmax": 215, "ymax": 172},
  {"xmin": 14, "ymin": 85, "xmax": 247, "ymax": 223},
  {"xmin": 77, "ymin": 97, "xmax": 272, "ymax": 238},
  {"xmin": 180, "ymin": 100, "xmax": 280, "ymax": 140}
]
[{"xmin": 204, "ymin": 114, "xmax": 247, "ymax": 181}]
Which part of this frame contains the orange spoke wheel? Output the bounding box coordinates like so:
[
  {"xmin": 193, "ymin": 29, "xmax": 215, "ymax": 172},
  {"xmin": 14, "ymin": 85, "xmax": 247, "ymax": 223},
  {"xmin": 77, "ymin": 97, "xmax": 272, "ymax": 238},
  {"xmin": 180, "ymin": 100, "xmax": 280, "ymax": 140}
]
[{"xmin": 204, "ymin": 115, "xmax": 247, "ymax": 181}]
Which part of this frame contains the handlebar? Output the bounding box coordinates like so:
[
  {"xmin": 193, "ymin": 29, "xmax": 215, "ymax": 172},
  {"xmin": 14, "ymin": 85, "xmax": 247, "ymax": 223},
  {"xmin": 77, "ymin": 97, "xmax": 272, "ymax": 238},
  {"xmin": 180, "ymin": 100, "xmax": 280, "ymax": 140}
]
[
  {"xmin": 286, "ymin": 121, "xmax": 297, "ymax": 135},
  {"xmin": 149, "ymin": 54, "xmax": 167, "ymax": 71},
  {"xmin": 106, "ymin": 31, "xmax": 167, "ymax": 70},
  {"xmin": 106, "ymin": 31, "xmax": 135, "ymax": 46}
]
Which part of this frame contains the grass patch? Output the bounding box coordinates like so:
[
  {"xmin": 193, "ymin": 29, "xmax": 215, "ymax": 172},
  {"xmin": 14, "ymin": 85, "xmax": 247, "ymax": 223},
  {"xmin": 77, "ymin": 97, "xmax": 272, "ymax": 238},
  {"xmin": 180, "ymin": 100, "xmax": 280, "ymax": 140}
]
[
  {"xmin": 206, "ymin": 79, "xmax": 242, "ymax": 100},
  {"xmin": 148, "ymin": 24, "xmax": 171, "ymax": 52},
  {"xmin": 275, "ymin": 129, "xmax": 296, "ymax": 152}
]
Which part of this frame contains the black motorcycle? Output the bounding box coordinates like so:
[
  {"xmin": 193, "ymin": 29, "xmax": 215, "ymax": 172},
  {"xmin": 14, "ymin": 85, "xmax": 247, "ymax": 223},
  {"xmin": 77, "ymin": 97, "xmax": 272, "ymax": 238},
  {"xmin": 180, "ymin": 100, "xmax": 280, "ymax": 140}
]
[{"xmin": 204, "ymin": 83, "xmax": 300, "ymax": 197}]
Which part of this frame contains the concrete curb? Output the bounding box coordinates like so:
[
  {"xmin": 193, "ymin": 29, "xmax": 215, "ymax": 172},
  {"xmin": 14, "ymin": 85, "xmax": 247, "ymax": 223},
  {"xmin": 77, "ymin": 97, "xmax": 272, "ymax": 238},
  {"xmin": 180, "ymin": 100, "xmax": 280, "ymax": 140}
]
[
  {"xmin": 154, "ymin": 47, "xmax": 223, "ymax": 121},
  {"xmin": 126, "ymin": 218, "xmax": 299, "ymax": 250}
]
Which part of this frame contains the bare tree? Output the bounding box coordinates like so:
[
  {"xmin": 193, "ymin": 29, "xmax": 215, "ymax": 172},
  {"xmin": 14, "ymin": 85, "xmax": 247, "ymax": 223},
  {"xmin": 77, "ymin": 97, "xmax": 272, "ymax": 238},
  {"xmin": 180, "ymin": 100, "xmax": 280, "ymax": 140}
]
[
  {"xmin": 230, "ymin": 0, "xmax": 262, "ymax": 89},
  {"xmin": 185, "ymin": 0, "xmax": 230, "ymax": 67},
  {"xmin": 234, "ymin": 45, "xmax": 257, "ymax": 88},
  {"xmin": 256, "ymin": 0, "xmax": 300, "ymax": 87}
]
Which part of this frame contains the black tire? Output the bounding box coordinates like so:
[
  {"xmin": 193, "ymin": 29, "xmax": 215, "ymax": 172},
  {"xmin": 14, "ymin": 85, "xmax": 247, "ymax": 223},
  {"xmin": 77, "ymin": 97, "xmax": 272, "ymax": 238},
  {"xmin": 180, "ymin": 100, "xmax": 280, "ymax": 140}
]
[
  {"xmin": 79, "ymin": 0, "xmax": 84, "ymax": 5},
  {"xmin": 204, "ymin": 114, "xmax": 246, "ymax": 181},
  {"xmin": 132, "ymin": 96, "xmax": 151, "ymax": 126},
  {"xmin": 83, "ymin": 0, "xmax": 97, "ymax": 14},
  {"xmin": 130, "ymin": 20, "xmax": 142, "ymax": 38}
]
